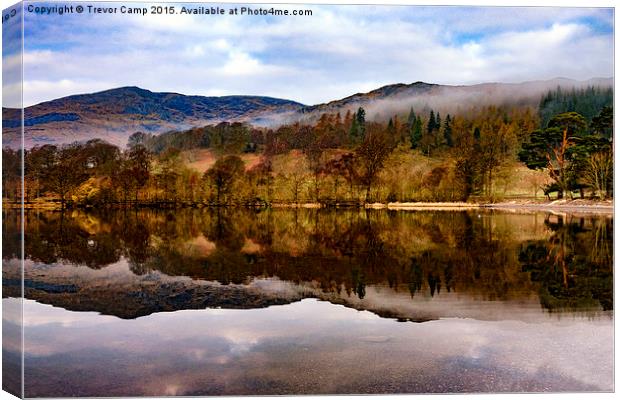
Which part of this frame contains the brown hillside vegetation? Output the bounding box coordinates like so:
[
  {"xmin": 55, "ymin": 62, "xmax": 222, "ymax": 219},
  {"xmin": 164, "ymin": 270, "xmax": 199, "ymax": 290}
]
[
  {"xmin": 2, "ymin": 88, "xmax": 612, "ymax": 208},
  {"xmin": 183, "ymin": 149, "xmax": 263, "ymax": 173}
]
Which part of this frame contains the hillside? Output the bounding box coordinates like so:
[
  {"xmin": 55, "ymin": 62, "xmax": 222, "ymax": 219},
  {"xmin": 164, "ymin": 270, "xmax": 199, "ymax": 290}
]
[
  {"xmin": 2, "ymin": 86, "xmax": 304, "ymax": 148},
  {"xmin": 299, "ymin": 77, "xmax": 613, "ymax": 122},
  {"xmin": 183, "ymin": 148, "xmax": 263, "ymax": 173},
  {"xmin": 2, "ymin": 77, "xmax": 613, "ymax": 149}
]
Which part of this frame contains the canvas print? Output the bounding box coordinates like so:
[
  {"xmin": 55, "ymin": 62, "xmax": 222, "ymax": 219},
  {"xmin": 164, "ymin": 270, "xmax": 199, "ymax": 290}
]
[{"xmin": 1, "ymin": 1, "xmax": 614, "ymax": 397}]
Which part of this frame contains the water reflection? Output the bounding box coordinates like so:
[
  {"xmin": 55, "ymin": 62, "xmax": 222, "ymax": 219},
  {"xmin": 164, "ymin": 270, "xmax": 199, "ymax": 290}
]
[
  {"xmin": 2, "ymin": 209, "xmax": 613, "ymax": 319},
  {"xmin": 520, "ymin": 214, "xmax": 613, "ymax": 311},
  {"xmin": 2, "ymin": 208, "xmax": 23, "ymax": 397},
  {"xmin": 7, "ymin": 297, "xmax": 614, "ymax": 396},
  {"xmin": 2, "ymin": 208, "xmax": 614, "ymax": 396}
]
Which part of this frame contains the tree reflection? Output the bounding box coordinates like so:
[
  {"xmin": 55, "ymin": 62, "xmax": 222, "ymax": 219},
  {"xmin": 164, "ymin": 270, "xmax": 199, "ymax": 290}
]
[
  {"xmin": 5, "ymin": 208, "xmax": 613, "ymax": 312},
  {"xmin": 519, "ymin": 215, "xmax": 613, "ymax": 311},
  {"xmin": 24, "ymin": 211, "xmax": 121, "ymax": 268}
]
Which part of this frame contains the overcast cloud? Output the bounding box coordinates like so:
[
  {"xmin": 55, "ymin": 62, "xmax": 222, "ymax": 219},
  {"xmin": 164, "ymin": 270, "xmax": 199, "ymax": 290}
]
[{"xmin": 3, "ymin": 3, "xmax": 614, "ymax": 107}]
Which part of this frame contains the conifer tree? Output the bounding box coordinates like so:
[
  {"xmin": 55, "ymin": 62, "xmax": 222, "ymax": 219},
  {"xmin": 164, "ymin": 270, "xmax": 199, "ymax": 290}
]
[
  {"xmin": 473, "ymin": 127, "xmax": 481, "ymax": 153},
  {"xmin": 410, "ymin": 116, "xmax": 423, "ymax": 149},
  {"xmin": 355, "ymin": 107, "xmax": 366, "ymax": 139},
  {"xmin": 407, "ymin": 108, "xmax": 416, "ymax": 129},
  {"xmin": 387, "ymin": 118, "xmax": 395, "ymax": 136},
  {"xmin": 427, "ymin": 110, "xmax": 436, "ymax": 134},
  {"xmin": 350, "ymin": 111, "xmax": 359, "ymax": 142},
  {"xmin": 443, "ymin": 114, "xmax": 453, "ymax": 147}
]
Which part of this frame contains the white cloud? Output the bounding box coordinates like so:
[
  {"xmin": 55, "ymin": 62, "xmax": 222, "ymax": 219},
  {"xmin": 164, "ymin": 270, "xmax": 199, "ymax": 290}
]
[
  {"xmin": 214, "ymin": 50, "xmax": 298, "ymax": 79},
  {"xmin": 2, "ymin": 52, "xmax": 25, "ymax": 107},
  {"xmin": 23, "ymin": 79, "xmax": 116, "ymax": 106},
  {"xmin": 13, "ymin": 5, "xmax": 613, "ymax": 106}
]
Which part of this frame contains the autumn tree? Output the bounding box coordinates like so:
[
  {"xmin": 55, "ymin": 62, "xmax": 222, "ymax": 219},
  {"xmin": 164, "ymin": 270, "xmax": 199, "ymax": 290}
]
[
  {"xmin": 129, "ymin": 145, "xmax": 152, "ymax": 190},
  {"xmin": 116, "ymin": 145, "xmax": 152, "ymax": 202},
  {"xmin": 250, "ymin": 157, "xmax": 275, "ymax": 204},
  {"xmin": 303, "ymin": 126, "xmax": 331, "ymax": 202},
  {"xmin": 578, "ymin": 107, "xmax": 613, "ymax": 198},
  {"xmin": 84, "ymin": 139, "xmax": 121, "ymax": 177},
  {"xmin": 279, "ymin": 156, "xmax": 308, "ymax": 203},
  {"xmin": 116, "ymin": 162, "xmax": 138, "ymax": 202},
  {"xmin": 334, "ymin": 152, "xmax": 358, "ymax": 200},
  {"xmin": 47, "ymin": 144, "xmax": 90, "ymax": 208},
  {"xmin": 264, "ymin": 127, "xmax": 289, "ymax": 155},
  {"xmin": 204, "ymin": 155, "xmax": 245, "ymax": 205},
  {"xmin": 355, "ymin": 123, "xmax": 396, "ymax": 203},
  {"xmin": 2, "ymin": 148, "xmax": 21, "ymax": 201},
  {"xmin": 477, "ymin": 121, "xmax": 517, "ymax": 199},
  {"xmin": 150, "ymin": 147, "xmax": 181, "ymax": 202},
  {"xmin": 322, "ymin": 163, "xmax": 339, "ymax": 201},
  {"xmin": 581, "ymin": 152, "xmax": 612, "ymax": 199},
  {"xmin": 127, "ymin": 131, "xmax": 152, "ymax": 150},
  {"xmin": 210, "ymin": 122, "xmax": 251, "ymax": 155}
]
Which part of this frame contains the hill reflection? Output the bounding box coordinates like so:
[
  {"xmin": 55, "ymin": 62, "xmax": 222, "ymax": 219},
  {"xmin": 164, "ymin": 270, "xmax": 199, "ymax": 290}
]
[{"xmin": 2, "ymin": 208, "xmax": 613, "ymax": 319}]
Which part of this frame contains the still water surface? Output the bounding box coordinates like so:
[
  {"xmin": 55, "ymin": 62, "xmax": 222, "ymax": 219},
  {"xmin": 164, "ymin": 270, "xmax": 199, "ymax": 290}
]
[{"xmin": 2, "ymin": 208, "xmax": 614, "ymax": 396}]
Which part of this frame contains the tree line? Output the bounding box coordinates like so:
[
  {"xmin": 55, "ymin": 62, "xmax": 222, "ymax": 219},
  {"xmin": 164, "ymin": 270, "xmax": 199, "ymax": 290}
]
[{"xmin": 2, "ymin": 87, "xmax": 613, "ymax": 207}]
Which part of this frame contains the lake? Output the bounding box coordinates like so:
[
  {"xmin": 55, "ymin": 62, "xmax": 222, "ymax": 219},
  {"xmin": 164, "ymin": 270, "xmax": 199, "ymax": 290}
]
[{"xmin": 2, "ymin": 208, "xmax": 614, "ymax": 396}]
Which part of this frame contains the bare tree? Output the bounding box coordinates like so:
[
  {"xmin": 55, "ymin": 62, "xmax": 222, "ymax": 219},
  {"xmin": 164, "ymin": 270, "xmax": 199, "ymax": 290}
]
[
  {"xmin": 581, "ymin": 151, "xmax": 613, "ymax": 199},
  {"xmin": 355, "ymin": 123, "xmax": 396, "ymax": 203}
]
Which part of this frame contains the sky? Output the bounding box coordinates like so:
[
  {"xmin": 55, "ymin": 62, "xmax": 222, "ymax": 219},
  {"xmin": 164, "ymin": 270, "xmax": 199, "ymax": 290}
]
[{"xmin": 1, "ymin": 2, "xmax": 614, "ymax": 107}]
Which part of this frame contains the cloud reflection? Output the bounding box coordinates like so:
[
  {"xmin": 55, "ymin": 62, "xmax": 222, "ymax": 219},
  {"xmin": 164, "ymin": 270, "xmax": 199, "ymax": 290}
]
[{"xmin": 17, "ymin": 297, "xmax": 613, "ymax": 396}]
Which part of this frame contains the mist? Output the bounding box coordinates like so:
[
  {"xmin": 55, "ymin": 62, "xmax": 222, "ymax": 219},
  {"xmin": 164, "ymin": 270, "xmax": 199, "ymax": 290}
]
[{"xmin": 280, "ymin": 77, "xmax": 613, "ymax": 126}]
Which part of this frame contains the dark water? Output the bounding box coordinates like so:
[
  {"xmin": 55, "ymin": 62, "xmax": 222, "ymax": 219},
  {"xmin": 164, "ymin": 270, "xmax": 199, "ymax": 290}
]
[{"xmin": 2, "ymin": 208, "xmax": 614, "ymax": 396}]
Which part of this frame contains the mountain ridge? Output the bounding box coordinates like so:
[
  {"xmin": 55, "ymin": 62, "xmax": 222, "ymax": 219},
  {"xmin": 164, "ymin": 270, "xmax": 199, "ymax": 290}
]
[{"xmin": 2, "ymin": 77, "xmax": 613, "ymax": 148}]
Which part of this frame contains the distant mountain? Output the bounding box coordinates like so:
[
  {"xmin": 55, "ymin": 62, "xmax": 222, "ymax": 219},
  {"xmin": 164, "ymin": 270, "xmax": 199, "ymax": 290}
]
[
  {"xmin": 2, "ymin": 78, "xmax": 613, "ymax": 149},
  {"xmin": 302, "ymin": 81, "xmax": 438, "ymax": 114},
  {"xmin": 298, "ymin": 77, "xmax": 614, "ymax": 123},
  {"xmin": 2, "ymin": 86, "xmax": 304, "ymax": 148}
]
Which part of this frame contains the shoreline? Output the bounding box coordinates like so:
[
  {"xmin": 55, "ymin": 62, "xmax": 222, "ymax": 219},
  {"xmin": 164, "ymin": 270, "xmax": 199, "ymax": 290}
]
[
  {"xmin": 484, "ymin": 203, "xmax": 613, "ymax": 214},
  {"xmin": 3, "ymin": 199, "xmax": 614, "ymax": 214}
]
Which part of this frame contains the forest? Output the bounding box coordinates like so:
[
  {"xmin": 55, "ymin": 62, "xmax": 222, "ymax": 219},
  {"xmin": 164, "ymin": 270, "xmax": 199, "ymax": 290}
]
[{"xmin": 2, "ymin": 86, "xmax": 613, "ymax": 208}]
